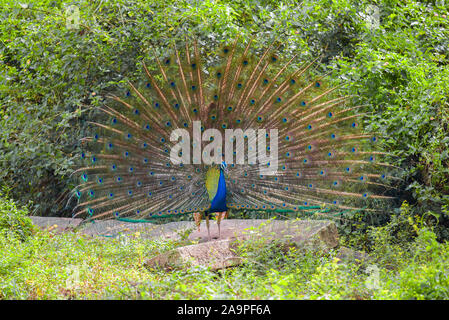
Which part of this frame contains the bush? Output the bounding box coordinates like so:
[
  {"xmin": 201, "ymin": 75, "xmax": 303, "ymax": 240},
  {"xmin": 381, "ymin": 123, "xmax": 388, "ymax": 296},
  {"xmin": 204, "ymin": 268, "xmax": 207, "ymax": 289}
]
[
  {"xmin": 0, "ymin": 0, "xmax": 448, "ymax": 241},
  {"xmin": 0, "ymin": 187, "xmax": 35, "ymax": 241}
]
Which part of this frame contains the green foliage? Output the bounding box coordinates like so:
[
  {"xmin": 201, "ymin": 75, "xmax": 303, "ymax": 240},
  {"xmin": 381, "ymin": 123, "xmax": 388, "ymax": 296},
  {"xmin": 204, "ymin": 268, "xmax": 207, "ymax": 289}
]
[
  {"xmin": 1, "ymin": 220, "xmax": 448, "ymax": 299},
  {"xmin": 0, "ymin": 0, "xmax": 448, "ymax": 241},
  {"xmin": 0, "ymin": 187, "xmax": 35, "ymax": 241}
]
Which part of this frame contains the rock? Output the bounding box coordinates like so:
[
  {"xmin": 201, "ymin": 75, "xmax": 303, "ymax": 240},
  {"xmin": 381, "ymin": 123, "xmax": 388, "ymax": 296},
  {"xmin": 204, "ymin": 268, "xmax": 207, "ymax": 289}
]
[
  {"xmin": 145, "ymin": 219, "xmax": 339, "ymax": 270},
  {"xmin": 30, "ymin": 216, "xmax": 82, "ymax": 232},
  {"xmin": 189, "ymin": 219, "xmax": 339, "ymax": 249},
  {"xmin": 145, "ymin": 239, "xmax": 242, "ymax": 270}
]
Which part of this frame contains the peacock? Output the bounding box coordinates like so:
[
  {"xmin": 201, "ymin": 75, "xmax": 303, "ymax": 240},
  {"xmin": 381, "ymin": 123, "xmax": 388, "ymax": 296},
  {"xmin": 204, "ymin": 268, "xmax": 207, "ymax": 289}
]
[{"xmin": 72, "ymin": 38, "xmax": 397, "ymax": 240}]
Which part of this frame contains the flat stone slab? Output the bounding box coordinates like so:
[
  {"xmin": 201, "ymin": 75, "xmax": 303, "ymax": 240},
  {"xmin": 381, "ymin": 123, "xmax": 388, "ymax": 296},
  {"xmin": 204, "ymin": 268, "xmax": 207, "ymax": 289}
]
[
  {"xmin": 145, "ymin": 219, "xmax": 339, "ymax": 270},
  {"xmin": 30, "ymin": 216, "xmax": 82, "ymax": 232}
]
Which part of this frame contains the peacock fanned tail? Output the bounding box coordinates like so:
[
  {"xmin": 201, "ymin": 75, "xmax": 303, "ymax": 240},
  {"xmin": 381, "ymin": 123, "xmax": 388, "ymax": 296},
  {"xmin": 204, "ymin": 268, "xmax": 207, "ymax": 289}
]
[{"xmin": 71, "ymin": 38, "xmax": 398, "ymax": 223}]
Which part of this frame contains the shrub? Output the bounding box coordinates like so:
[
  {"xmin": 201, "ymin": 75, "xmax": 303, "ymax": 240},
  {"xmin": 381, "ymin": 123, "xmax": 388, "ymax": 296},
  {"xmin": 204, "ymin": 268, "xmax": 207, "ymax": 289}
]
[{"xmin": 0, "ymin": 187, "xmax": 35, "ymax": 240}]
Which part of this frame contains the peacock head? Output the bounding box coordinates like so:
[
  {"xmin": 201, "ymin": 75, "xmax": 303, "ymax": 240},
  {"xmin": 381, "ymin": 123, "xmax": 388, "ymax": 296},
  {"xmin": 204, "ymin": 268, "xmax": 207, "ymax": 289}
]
[{"xmin": 220, "ymin": 161, "xmax": 228, "ymax": 173}]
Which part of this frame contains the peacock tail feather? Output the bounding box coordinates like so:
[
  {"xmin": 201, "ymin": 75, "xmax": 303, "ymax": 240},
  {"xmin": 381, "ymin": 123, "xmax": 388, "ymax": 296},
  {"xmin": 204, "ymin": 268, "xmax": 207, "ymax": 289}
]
[{"xmin": 71, "ymin": 38, "xmax": 399, "ymax": 223}]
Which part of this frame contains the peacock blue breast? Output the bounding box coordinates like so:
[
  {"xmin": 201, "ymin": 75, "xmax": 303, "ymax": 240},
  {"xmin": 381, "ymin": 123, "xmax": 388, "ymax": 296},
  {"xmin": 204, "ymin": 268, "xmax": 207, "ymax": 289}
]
[{"xmin": 209, "ymin": 169, "xmax": 227, "ymax": 213}]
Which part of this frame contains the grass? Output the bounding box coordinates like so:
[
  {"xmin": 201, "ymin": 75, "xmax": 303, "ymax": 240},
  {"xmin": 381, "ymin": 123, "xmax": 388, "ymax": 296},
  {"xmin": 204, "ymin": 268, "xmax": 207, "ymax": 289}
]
[
  {"xmin": 1, "ymin": 194, "xmax": 449, "ymax": 300},
  {"xmin": 1, "ymin": 224, "xmax": 449, "ymax": 299}
]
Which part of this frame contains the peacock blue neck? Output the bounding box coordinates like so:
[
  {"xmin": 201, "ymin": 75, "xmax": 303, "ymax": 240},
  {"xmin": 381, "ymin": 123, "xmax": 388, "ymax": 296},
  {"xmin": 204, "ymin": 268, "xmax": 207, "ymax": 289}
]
[{"xmin": 209, "ymin": 168, "xmax": 227, "ymax": 213}]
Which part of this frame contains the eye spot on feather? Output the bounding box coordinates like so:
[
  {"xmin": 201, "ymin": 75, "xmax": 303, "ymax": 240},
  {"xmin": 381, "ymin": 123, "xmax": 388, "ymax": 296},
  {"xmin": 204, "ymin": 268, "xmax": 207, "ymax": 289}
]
[
  {"xmin": 213, "ymin": 95, "xmax": 218, "ymax": 100},
  {"xmin": 170, "ymin": 81, "xmax": 175, "ymax": 87},
  {"xmin": 263, "ymin": 79, "xmax": 269, "ymax": 84},
  {"xmin": 144, "ymin": 124, "xmax": 151, "ymax": 130},
  {"xmin": 223, "ymin": 48, "xmax": 229, "ymax": 54},
  {"xmin": 111, "ymin": 164, "xmax": 117, "ymax": 171},
  {"xmin": 290, "ymin": 79, "xmax": 296, "ymax": 84},
  {"xmin": 237, "ymin": 83, "xmax": 242, "ymax": 89},
  {"xmin": 351, "ymin": 122, "xmax": 358, "ymax": 128},
  {"xmin": 146, "ymin": 83, "xmax": 151, "ymax": 88},
  {"xmin": 126, "ymin": 133, "xmax": 132, "ymax": 139},
  {"xmin": 154, "ymin": 102, "xmax": 160, "ymax": 108},
  {"xmin": 124, "ymin": 151, "xmax": 129, "ymax": 157},
  {"xmin": 191, "ymin": 85, "xmax": 196, "ymax": 91},
  {"xmin": 126, "ymin": 91, "xmax": 131, "ymax": 97},
  {"xmin": 315, "ymin": 81, "xmax": 321, "ymax": 87},
  {"xmin": 160, "ymin": 138, "xmax": 165, "ymax": 143},
  {"xmin": 250, "ymin": 99, "xmax": 255, "ymax": 104},
  {"xmin": 243, "ymin": 60, "xmax": 248, "ymax": 65},
  {"xmin": 296, "ymin": 172, "xmax": 301, "ymax": 177},
  {"xmin": 381, "ymin": 174, "xmax": 386, "ymax": 179},
  {"xmin": 97, "ymin": 177, "xmax": 103, "ymax": 184},
  {"xmin": 331, "ymin": 133, "xmax": 336, "ymax": 139},
  {"xmin": 116, "ymin": 176, "xmax": 122, "ymax": 182},
  {"xmin": 107, "ymin": 143, "xmax": 113, "ymax": 150},
  {"xmin": 164, "ymin": 58, "xmax": 170, "ymax": 65},
  {"xmin": 143, "ymin": 158, "xmax": 148, "ymax": 164},
  {"xmin": 276, "ymin": 97, "xmax": 282, "ymax": 102},
  {"xmin": 128, "ymin": 190, "xmax": 133, "ymax": 196},
  {"xmin": 282, "ymin": 118, "xmax": 287, "ymax": 123},
  {"xmin": 111, "ymin": 118, "xmax": 117, "ymax": 125},
  {"xmin": 301, "ymin": 101, "xmax": 306, "ymax": 106},
  {"xmin": 216, "ymin": 72, "xmax": 222, "ymax": 78},
  {"xmin": 307, "ymin": 125, "xmax": 312, "ymax": 130},
  {"xmin": 87, "ymin": 208, "xmax": 94, "ymax": 216},
  {"xmin": 166, "ymin": 121, "xmax": 172, "ymax": 127},
  {"xmin": 369, "ymin": 155, "xmax": 375, "ymax": 162},
  {"xmin": 147, "ymin": 192, "xmax": 152, "ymax": 197},
  {"xmin": 351, "ymin": 147, "xmax": 357, "ymax": 153},
  {"xmin": 129, "ymin": 167, "xmax": 134, "ymax": 173},
  {"xmin": 327, "ymin": 112, "xmax": 333, "ymax": 118},
  {"xmin": 191, "ymin": 63, "xmax": 196, "ymax": 69},
  {"xmin": 285, "ymin": 136, "xmax": 290, "ymax": 141},
  {"xmin": 372, "ymin": 136, "xmax": 377, "ymax": 142},
  {"xmin": 88, "ymin": 190, "xmax": 95, "ymax": 197}
]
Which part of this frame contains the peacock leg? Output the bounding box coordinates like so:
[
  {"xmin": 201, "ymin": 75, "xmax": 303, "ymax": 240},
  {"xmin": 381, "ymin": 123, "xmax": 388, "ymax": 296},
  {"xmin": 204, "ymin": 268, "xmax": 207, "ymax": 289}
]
[
  {"xmin": 216, "ymin": 211, "xmax": 226, "ymax": 239},
  {"xmin": 205, "ymin": 214, "xmax": 211, "ymax": 240},
  {"xmin": 193, "ymin": 212, "xmax": 202, "ymax": 232}
]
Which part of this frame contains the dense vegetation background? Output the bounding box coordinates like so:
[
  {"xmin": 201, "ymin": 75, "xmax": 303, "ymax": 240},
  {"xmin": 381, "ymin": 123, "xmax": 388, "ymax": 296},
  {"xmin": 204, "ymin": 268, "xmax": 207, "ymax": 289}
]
[
  {"xmin": 0, "ymin": 0, "xmax": 449, "ymax": 300},
  {"xmin": 0, "ymin": 0, "xmax": 448, "ymax": 238}
]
